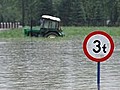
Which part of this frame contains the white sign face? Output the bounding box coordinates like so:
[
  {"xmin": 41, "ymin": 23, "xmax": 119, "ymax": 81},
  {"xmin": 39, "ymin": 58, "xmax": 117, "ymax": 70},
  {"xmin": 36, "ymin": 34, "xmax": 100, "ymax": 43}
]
[
  {"xmin": 86, "ymin": 34, "xmax": 111, "ymax": 59},
  {"xmin": 83, "ymin": 31, "xmax": 114, "ymax": 62}
]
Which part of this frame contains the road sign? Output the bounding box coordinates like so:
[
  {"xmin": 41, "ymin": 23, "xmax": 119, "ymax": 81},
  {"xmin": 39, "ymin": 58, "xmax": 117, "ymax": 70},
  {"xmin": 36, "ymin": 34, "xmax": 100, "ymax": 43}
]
[{"xmin": 83, "ymin": 31, "xmax": 114, "ymax": 62}]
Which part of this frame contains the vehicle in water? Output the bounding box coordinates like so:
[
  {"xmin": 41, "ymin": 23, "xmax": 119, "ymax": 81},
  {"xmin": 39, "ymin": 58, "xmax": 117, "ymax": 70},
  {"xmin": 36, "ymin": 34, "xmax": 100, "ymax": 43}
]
[{"xmin": 24, "ymin": 15, "xmax": 64, "ymax": 38}]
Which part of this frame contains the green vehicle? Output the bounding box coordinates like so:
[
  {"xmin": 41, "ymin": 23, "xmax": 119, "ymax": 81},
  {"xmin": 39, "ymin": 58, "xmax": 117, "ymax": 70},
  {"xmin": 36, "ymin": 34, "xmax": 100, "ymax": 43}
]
[{"xmin": 24, "ymin": 15, "xmax": 64, "ymax": 38}]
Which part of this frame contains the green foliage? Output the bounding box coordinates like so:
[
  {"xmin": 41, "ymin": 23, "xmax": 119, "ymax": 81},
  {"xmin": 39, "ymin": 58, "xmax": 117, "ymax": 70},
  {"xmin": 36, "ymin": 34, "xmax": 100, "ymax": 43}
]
[
  {"xmin": 0, "ymin": 0, "xmax": 120, "ymax": 26},
  {"xmin": 58, "ymin": 0, "xmax": 86, "ymax": 26},
  {"xmin": 0, "ymin": 0, "xmax": 21, "ymax": 22}
]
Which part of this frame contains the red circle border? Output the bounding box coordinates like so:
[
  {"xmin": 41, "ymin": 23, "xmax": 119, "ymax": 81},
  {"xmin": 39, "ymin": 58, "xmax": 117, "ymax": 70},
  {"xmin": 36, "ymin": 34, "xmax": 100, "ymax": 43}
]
[{"xmin": 83, "ymin": 31, "xmax": 114, "ymax": 62}]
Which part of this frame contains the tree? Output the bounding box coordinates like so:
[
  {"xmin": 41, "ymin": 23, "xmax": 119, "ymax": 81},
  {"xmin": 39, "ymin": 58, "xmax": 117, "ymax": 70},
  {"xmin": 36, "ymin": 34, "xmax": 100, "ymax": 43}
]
[
  {"xmin": 0, "ymin": 0, "xmax": 120, "ymax": 26},
  {"xmin": 58, "ymin": 0, "xmax": 72, "ymax": 25},
  {"xmin": 108, "ymin": 0, "xmax": 120, "ymax": 26},
  {"xmin": 58, "ymin": 0, "xmax": 86, "ymax": 26},
  {"xmin": 70, "ymin": 0, "xmax": 86, "ymax": 26}
]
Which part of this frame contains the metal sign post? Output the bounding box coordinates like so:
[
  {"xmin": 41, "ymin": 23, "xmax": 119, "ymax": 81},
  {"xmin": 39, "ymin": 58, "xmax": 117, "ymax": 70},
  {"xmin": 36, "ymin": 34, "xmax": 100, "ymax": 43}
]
[
  {"xmin": 83, "ymin": 31, "xmax": 114, "ymax": 90},
  {"xmin": 97, "ymin": 62, "xmax": 100, "ymax": 90}
]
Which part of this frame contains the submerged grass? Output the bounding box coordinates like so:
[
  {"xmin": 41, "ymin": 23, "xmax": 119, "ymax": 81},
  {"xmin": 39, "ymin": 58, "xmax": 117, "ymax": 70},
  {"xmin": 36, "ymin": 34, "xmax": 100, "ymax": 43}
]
[{"xmin": 0, "ymin": 27, "xmax": 120, "ymax": 41}]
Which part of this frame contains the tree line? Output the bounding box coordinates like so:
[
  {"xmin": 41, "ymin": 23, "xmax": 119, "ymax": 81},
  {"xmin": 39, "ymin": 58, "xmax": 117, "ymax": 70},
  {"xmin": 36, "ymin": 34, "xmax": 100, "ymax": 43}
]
[{"xmin": 0, "ymin": 0, "xmax": 120, "ymax": 26}]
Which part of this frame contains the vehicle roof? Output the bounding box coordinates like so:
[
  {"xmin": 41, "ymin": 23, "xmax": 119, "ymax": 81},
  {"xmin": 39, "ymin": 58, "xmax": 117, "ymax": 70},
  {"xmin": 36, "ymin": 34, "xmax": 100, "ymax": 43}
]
[{"xmin": 42, "ymin": 15, "xmax": 61, "ymax": 22}]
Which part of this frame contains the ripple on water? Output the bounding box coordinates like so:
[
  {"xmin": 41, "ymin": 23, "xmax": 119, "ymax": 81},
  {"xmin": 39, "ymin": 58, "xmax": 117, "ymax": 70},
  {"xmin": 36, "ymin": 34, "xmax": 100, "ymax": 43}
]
[{"xmin": 0, "ymin": 40, "xmax": 120, "ymax": 90}]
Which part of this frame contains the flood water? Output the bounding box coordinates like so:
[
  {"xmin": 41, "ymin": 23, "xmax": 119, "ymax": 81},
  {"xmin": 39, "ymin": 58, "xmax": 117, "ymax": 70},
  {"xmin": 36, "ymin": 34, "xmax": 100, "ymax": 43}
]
[{"xmin": 0, "ymin": 39, "xmax": 120, "ymax": 90}]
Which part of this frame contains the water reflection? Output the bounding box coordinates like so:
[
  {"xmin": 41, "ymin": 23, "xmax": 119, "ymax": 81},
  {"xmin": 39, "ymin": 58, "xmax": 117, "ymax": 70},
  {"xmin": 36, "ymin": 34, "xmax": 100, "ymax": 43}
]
[{"xmin": 0, "ymin": 40, "xmax": 120, "ymax": 90}]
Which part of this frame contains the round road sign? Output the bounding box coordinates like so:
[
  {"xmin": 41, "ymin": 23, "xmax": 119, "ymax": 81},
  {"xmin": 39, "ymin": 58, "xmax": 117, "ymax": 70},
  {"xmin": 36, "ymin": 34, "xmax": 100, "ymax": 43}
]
[{"xmin": 83, "ymin": 31, "xmax": 114, "ymax": 62}]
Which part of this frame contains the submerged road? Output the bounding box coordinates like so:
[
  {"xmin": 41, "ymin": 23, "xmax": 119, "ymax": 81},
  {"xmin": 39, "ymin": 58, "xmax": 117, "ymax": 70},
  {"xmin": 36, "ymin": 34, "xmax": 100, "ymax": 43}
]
[{"xmin": 0, "ymin": 38, "xmax": 120, "ymax": 90}]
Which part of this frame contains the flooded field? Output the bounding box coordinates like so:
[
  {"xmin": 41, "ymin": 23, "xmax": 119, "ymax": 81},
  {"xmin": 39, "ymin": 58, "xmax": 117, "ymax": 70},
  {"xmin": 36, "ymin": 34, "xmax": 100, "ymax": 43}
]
[{"xmin": 0, "ymin": 38, "xmax": 120, "ymax": 90}]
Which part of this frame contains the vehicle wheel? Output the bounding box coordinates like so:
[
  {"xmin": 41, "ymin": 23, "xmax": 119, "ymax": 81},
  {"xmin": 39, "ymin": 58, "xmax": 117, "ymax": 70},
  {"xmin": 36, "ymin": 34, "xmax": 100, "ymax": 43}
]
[
  {"xmin": 34, "ymin": 33, "xmax": 39, "ymax": 37},
  {"xmin": 45, "ymin": 32, "xmax": 58, "ymax": 38}
]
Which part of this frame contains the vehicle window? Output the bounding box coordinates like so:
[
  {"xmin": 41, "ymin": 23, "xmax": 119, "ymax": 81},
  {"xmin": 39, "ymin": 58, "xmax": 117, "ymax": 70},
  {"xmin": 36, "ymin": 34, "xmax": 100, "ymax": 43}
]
[
  {"xmin": 49, "ymin": 21, "xmax": 58, "ymax": 28},
  {"xmin": 44, "ymin": 20, "xmax": 49, "ymax": 28},
  {"xmin": 41, "ymin": 19, "xmax": 59, "ymax": 29},
  {"xmin": 40, "ymin": 19, "xmax": 44, "ymax": 27}
]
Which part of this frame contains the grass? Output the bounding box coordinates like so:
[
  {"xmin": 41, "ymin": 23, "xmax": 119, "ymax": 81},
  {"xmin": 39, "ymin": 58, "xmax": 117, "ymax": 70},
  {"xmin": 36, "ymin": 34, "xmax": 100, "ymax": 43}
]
[
  {"xmin": 63, "ymin": 26, "xmax": 120, "ymax": 37},
  {"xmin": 0, "ymin": 27, "xmax": 120, "ymax": 41},
  {"xmin": 0, "ymin": 28, "xmax": 24, "ymax": 38}
]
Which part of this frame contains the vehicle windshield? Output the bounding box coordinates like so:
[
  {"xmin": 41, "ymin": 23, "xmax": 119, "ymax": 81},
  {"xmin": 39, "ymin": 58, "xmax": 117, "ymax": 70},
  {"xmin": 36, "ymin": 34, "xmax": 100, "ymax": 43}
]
[{"xmin": 41, "ymin": 19, "xmax": 59, "ymax": 29}]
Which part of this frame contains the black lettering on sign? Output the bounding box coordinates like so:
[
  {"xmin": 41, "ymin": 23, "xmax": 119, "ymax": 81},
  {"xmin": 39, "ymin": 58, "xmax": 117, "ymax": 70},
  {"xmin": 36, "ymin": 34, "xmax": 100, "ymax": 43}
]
[{"xmin": 93, "ymin": 40, "xmax": 107, "ymax": 53}]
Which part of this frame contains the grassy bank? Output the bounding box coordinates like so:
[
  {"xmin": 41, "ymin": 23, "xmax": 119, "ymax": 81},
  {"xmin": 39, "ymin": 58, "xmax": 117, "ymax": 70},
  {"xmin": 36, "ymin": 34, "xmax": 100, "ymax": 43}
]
[
  {"xmin": 0, "ymin": 28, "xmax": 24, "ymax": 38},
  {"xmin": 63, "ymin": 26, "xmax": 120, "ymax": 38},
  {"xmin": 0, "ymin": 27, "xmax": 120, "ymax": 41}
]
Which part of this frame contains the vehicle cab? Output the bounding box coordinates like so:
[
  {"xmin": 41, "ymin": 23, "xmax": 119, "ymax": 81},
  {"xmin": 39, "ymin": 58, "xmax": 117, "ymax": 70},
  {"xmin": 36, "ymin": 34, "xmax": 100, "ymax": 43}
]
[{"xmin": 24, "ymin": 15, "xmax": 64, "ymax": 38}]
